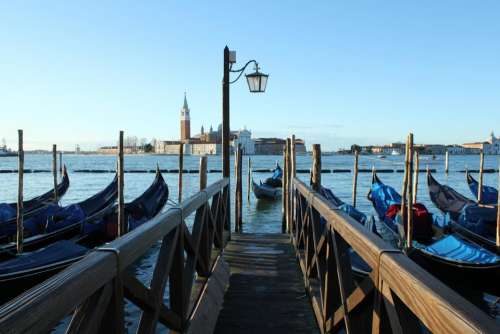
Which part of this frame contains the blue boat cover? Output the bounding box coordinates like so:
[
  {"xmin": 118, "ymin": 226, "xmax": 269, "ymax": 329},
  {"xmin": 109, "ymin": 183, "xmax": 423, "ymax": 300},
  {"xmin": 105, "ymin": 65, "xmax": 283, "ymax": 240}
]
[
  {"xmin": 369, "ymin": 181, "xmax": 402, "ymax": 220},
  {"xmin": 0, "ymin": 240, "xmax": 88, "ymax": 275},
  {"xmin": 458, "ymin": 204, "xmax": 497, "ymax": 240},
  {"xmin": 271, "ymin": 165, "xmax": 283, "ymax": 180},
  {"xmin": 0, "ymin": 204, "xmax": 15, "ymax": 223},
  {"xmin": 422, "ymin": 235, "xmax": 500, "ymax": 264},
  {"xmin": 469, "ymin": 179, "xmax": 498, "ymax": 205},
  {"xmin": 45, "ymin": 204, "xmax": 86, "ymax": 233}
]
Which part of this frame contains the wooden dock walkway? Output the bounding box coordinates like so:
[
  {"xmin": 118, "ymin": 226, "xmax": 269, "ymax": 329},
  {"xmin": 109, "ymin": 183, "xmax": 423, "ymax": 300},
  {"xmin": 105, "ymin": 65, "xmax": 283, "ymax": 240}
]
[{"xmin": 214, "ymin": 233, "xmax": 318, "ymax": 333}]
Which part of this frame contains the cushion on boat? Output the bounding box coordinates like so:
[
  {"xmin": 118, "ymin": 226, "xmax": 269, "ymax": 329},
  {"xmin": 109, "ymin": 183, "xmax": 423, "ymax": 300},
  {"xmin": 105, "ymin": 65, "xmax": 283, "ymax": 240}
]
[
  {"xmin": 0, "ymin": 240, "xmax": 88, "ymax": 275},
  {"xmin": 385, "ymin": 203, "xmax": 433, "ymax": 243},
  {"xmin": 423, "ymin": 235, "xmax": 500, "ymax": 264}
]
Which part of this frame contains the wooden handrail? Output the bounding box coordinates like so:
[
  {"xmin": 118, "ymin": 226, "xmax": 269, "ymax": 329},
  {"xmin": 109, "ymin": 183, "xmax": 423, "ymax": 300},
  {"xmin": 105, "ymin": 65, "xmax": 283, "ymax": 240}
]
[
  {"xmin": 290, "ymin": 177, "xmax": 498, "ymax": 334},
  {"xmin": 0, "ymin": 178, "xmax": 230, "ymax": 334}
]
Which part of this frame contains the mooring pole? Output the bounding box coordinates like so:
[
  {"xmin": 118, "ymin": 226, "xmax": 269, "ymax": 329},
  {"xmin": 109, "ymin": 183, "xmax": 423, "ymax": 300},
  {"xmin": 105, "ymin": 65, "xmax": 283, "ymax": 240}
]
[
  {"xmin": 16, "ymin": 130, "xmax": 24, "ymax": 254},
  {"xmin": 222, "ymin": 46, "xmax": 231, "ymax": 237},
  {"xmin": 199, "ymin": 155, "xmax": 207, "ymax": 190},
  {"xmin": 407, "ymin": 133, "xmax": 414, "ymax": 250},
  {"xmin": 445, "ymin": 150, "xmax": 449, "ymax": 174},
  {"xmin": 52, "ymin": 144, "xmax": 58, "ymax": 202},
  {"xmin": 235, "ymin": 145, "xmax": 242, "ymax": 231},
  {"xmin": 311, "ymin": 144, "xmax": 321, "ymax": 191},
  {"xmin": 291, "ymin": 135, "xmax": 296, "ymax": 235},
  {"xmin": 400, "ymin": 135, "xmax": 410, "ymax": 243},
  {"xmin": 282, "ymin": 141, "xmax": 288, "ymax": 233},
  {"xmin": 478, "ymin": 150, "xmax": 484, "ymax": 203},
  {"xmin": 178, "ymin": 143, "xmax": 184, "ymax": 203},
  {"xmin": 352, "ymin": 150, "xmax": 359, "ymax": 208},
  {"xmin": 117, "ymin": 131, "xmax": 125, "ymax": 237},
  {"xmin": 285, "ymin": 138, "xmax": 292, "ymax": 233},
  {"xmin": 413, "ymin": 150, "xmax": 420, "ymax": 203},
  {"xmin": 496, "ymin": 164, "xmax": 500, "ymax": 248},
  {"xmin": 247, "ymin": 157, "xmax": 251, "ymax": 203},
  {"xmin": 59, "ymin": 151, "xmax": 63, "ymax": 176}
]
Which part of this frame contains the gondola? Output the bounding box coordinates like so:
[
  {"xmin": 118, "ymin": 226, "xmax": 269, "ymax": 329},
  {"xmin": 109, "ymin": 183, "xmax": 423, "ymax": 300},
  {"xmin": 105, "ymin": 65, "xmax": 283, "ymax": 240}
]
[
  {"xmin": 0, "ymin": 174, "xmax": 119, "ymax": 260},
  {"xmin": 466, "ymin": 170, "xmax": 498, "ymax": 205},
  {"xmin": 0, "ymin": 166, "xmax": 70, "ymax": 224},
  {"xmin": 369, "ymin": 172, "xmax": 500, "ymax": 296},
  {"xmin": 0, "ymin": 169, "xmax": 168, "ymax": 304},
  {"xmin": 428, "ymin": 171, "xmax": 498, "ymax": 252},
  {"xmin": 319, "ymin": 186, "xmax": 376, "ymax": 277},
  {"xmin": 252, "ymin": 164, "xmax": 282, "ymax": 200}
]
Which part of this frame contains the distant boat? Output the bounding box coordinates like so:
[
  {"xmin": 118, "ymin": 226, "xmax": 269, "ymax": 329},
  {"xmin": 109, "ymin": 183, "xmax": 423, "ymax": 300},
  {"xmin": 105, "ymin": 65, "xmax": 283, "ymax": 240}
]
[
  {"xmin": 0, "ymin": 148, "xmax": 16, "ymax": 157},
  {"xmin": 390, "ymin": 149, "xmax": 400, "ymax": 156},
  {"xmin": 377, "ymin": 155, "xmax": 386, "ymax": 159}
]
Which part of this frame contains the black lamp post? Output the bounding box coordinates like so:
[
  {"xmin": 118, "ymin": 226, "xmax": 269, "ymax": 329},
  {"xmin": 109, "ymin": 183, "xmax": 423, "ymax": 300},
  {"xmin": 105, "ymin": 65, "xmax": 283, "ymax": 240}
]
[{"xmin": 222, "ymin": 46, "xmax": 268, "ymax": 233}]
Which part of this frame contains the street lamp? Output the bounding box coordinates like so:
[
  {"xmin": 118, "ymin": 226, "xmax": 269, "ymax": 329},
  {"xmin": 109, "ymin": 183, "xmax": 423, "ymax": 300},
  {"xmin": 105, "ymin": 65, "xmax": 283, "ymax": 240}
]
[{"xmin": 222, "ymin": 46, "xmax": 268, "ymax": 233}]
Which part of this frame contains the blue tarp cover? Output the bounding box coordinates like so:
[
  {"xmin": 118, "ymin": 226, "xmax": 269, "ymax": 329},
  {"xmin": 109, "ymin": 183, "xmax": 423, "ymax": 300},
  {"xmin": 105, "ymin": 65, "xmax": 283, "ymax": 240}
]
[
  {"xmin": 0, "ymin": 240, "xmax": 88, "ymax": 275},
  {"xmin": 458, "ymin": 204, "xmax": 497, "ymax": 240},
  {"xmin": 369, "ymin": 181, "xmax": 402, "ymax": 220},
  {"xmin": 0, "ymin": 204, "xmax": 15, "ymax": 223},
  {"xmin": 271, "ymin": 165, "xmax": 283, "ymax": 180},
  {"xmin": 422, "ymin": 235, "xmax": 500, "ymax": 264},
  {"xmin": 469, "ymin": 180, "xmax": 498, "ymax": 205}
]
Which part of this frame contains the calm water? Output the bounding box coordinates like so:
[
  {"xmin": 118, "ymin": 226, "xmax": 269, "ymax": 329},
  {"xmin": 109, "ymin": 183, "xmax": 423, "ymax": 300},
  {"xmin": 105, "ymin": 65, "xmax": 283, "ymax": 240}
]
[{"xmin": 0, "ymin": 153, "xmax": 498, "ymax": 330}]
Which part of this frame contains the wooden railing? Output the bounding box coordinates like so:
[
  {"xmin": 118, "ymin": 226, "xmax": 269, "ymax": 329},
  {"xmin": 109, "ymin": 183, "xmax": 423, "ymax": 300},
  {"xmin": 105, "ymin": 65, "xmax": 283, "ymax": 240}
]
[
  {"xmin": 289, "ymin": 177, "xmax": 498, "ymax": 334},
  {"xmin": 0, "ymin": 178, "xmax": 230, "ymax": 334}
]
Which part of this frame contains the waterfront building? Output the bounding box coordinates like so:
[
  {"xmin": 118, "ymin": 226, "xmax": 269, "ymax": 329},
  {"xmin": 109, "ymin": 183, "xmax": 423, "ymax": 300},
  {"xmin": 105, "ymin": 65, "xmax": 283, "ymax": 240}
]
[
  {"xmin": 180, "ymin": 93, "xmax": 191, "ymax": 142},
  {"xmin": 254, "ymin": 138, "xmax": 307, "ymax": 155},
  {"xmin": 462, "ymin": 132, "xmax": 500, "ymax": 155}
]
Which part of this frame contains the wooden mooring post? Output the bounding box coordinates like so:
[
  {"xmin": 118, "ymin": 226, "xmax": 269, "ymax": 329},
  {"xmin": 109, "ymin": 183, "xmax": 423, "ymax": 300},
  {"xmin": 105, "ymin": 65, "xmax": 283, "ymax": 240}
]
[
  {"xmin": 311, "ymin": 144, "xmax": 321, "ymax": 191},
  {"xmin": 282, "ymin": 143, "xmax": 288, "ymax": 232},
  {"xmin": 497, "ymin": 163, "xmax": 500, "ymax": 248},
  {"xmin": 413, "ymin": 150, "xmax": 419, "ymax": 203},
  {"xmin": 52, "ymin": 144, "xmax": 58, "ymax": 202},
  {"xmin": 117, "ymin": 131, "xmax": 126, "ymax": 237},
  {"xmin": 285, "ymin": 138, "xmax": 291, "ymax": 233},
  {"xmin": 247, "ymin": 157, "xmax": 251, "ymax": 203},
  {"xmin": 352, "ymin": 150, "xmax": 359, "ymax": 207},
  {"xmin": 406, "ymin": 133, "xmax": 414, "ymax": 249},
  {"xmin": 178, "ymin": 143, "xmax": 184, "ymax": 203},
  {"xmin": 199, "ymin": 155, "xmax": 207, "ymax": 190},
  {"xmin": 16, "ymin": 129, "xmax": 24, "ymax": 254},
  {"xmin": 59, "ymin": 151, "xmax": 63, "ymax": 175},
  {"xmin": 400, "ymin": 135, "xmax": 410, "ymax": 242},
  {"xmin": 478, "ymin": 149, "xmax": 484, "ymax": 203},
  {"xmin": 445, "ymin": 150, "xmax": 449, "ymax": 174},
  {"xmin": 235, "ymin": 145, "xmax": 243, "ymax": 231}
]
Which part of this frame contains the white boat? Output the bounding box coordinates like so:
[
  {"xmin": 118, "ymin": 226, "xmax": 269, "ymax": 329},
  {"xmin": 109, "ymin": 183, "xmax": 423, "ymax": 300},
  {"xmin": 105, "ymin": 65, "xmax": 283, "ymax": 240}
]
[{"xmin": 390, "ymin": 149, "xmax": 401, "ymax": 156}]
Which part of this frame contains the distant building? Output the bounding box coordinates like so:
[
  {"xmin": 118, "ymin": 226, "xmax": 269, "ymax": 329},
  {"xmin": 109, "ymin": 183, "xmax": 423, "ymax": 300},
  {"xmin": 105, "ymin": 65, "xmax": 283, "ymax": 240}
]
[
  {"xmin": 462, "ymin": 132, "xmax": 500, "ymax": 155},
  {"xmin": 254, "ymin": 138, "xmax": 307, "ymax": 155},
  {"xmin": 447, "ymin": 145, "xmax": 480, "ymax": 155},
  {"xmin": 155, "ymin": 94, "xmax": 256, "ymax": 155},
  {"xmin": 98, "ymin": 146, "xmax": 137, "ymax": 154}
]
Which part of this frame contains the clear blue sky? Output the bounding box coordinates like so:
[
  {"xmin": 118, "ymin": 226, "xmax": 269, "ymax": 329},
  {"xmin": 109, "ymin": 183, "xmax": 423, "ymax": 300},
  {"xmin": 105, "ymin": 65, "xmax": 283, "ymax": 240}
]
[{"xmin": 1, "ymin": 1, "xmax": 499, "ymax": 151}]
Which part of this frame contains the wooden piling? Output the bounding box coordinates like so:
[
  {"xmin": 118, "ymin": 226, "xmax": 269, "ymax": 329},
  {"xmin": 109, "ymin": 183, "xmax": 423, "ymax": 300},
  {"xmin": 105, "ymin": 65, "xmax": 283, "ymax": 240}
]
[
  {"xmin": 413, "ymin": 150, "xmax": 419, "ymax": 203},
  {"xmin": 400, "ymin": 136, "xmax": 409, "ymax": 242},
  {"xmin": 291, "ymin": 135, "xmax": 296, "ymax": 178},
  {"xmin": 352, "ymin": 150, "xmax": 359, "ymax": 208},
  {"xmin": 282, "ymin": 144, "xmax": 288, "ymax": 233},
  {"xmin": 497, "ymin": 164, "xmax": 500, "ymax": 248},
  {"xmin": 407, "ymin": 134, "xmax": 414, "ymax": 249},
  {"xmin": 16, "ymin": 130, "xmax": 24, "ymax": 254},
  {"xmin": 285, "ymin": 138, "xmax": 292, "ymax": 233},
  {"xmin": 478, "ymin": 150, "xmax": 484, "ymax": 203},
  {"xmin": 234, "ymin": 145, "xmax": 243, "ymax": 231},
  {"xmin": 311, "ymin": 144, "xmax": 321, "ymax": 191},
  {"xmin": 178, "ymin": 143, "xmax": 184, "ymax": 203},
  {"xmin": 445, "ymin": 150, "xmax": 449, "ymax": 174},
  {"xmin": 117, "ymin": 131, "xmax": 125, "ymax": 237},
  {"xmin": 52, "ymin": 145, "xmax": 58, "ymax": 202},
  {"xmin": 247, "ymin": 157, "xmax": 251, "ymax": 202},
  {"xmin": 59, "ymin": 151, "xmax": 63, "ymax": 175},
  {"xmin": 199, "ymin": 155, "xmax": 207, "ymax": 190}
]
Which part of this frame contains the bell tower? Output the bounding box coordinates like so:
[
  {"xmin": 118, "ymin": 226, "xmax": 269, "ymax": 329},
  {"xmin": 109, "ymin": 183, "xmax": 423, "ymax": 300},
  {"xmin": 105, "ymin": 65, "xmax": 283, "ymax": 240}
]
[{"xmin": 180, "ymin": 92, "xmax": 191, "ymax": 141}]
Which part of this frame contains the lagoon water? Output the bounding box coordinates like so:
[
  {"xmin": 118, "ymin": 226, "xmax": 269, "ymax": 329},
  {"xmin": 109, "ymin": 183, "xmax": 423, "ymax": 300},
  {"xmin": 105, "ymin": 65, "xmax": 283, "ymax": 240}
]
[{"xmin": 0, "ymin": 153, "xmax": 498, "ymax": 330}]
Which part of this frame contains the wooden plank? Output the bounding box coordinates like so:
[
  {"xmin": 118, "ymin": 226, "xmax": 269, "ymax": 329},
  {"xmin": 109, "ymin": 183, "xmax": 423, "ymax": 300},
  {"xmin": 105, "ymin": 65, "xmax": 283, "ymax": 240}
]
[{"xmin": 186, "ymin": 256, "xmax": 229, "ymax": 334}]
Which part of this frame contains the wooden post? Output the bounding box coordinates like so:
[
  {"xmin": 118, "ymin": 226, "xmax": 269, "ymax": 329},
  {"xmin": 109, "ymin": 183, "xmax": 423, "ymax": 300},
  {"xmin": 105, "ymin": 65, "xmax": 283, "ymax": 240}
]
[
  {"xmin": 282, "ymin": 143, "xmax": 288, "ymax": 233},
  {"xmin": 199, "ymin": 155, "xmax": 207, "ymax": 190},
  {"xmin": 117, "ymin": 131, "xmax": 125, "ymax": 237},
  {"xmin": 407, "ymin": 133, "xmax": 414, "ymax": 249},
  {"xmin": 400, "ymin": 136, "xmax": 409, "ymax": 241},
  {"xmin": 234, "ymin": 145, "xmax": 243, "ymax": 231},
  {"xmin": 59, "ymin": 151, "xmax": 63, "ymax": 175},
  {"xmin": 291, "ymin": 135, "xmax": 296, "ymax": 178},
  {"xmin": 16, "ymin": 130, "xmax": 24, "ymax": 254},
  {"xmin": 285, "ymin": 138, "xmax": 292, "ymax": 233},
  {"xmin": 478, "ymin": 150, "xmax": 484, "ymax": 203},
  {"xmin": 222, "ymin": 46, "xmax": 231, "ymax": 236},
  {"xmin": 413, "ymin": 150, "xmax": 419, "ymax": 203},
  {"xmin": 290, "ymin": 135, "xmax": 296, "ymax": 235},
  {"xmin": 311, "ymin": 144, "xmax": 321, "ymax": 191},
  {"xmin": 445, "ymin": 150, "xmax": 449, "ymax": 174},
  {"xmin": 496, "ymin": 164, "xmax": 500, "ymax": 248},
  {"xmin": 178, "ymin": 143, "xmax": 184, "ymax": 203},
  {"xmin": 247, "ymin": 157, "xmax": 251, "ymax": 202},
  {"xmin": 352, "ymin": 150, "xmax": 359, "ymax": 208},
  {"xmin": 52, "ymin": 145, "xmax": 58, "ymax": 202}
]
